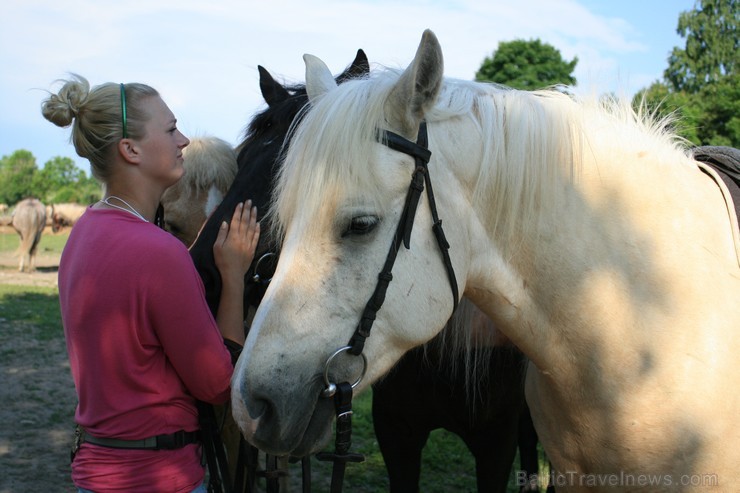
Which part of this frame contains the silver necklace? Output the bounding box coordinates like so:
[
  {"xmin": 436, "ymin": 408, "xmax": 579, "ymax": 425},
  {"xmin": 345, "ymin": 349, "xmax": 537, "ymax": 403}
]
[{"xmin": 100, "ymin": 195, "xmax": 148, "ymax": 222}]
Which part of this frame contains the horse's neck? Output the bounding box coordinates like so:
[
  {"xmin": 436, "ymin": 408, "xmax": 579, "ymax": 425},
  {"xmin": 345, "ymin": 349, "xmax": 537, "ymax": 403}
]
[{"xmin": 465, "ymin": 141, "xmax": 734, "ymax": 370}]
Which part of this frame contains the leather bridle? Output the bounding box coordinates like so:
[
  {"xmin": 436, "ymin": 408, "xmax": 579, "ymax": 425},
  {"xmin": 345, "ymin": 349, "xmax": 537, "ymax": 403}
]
[
  {"xmin": 317, "ymin": 121, "xmax": 459, "ymax": 493},
  {"xmin": 228, "ymin": 122, "xmax": 459, "ymax": 493}
]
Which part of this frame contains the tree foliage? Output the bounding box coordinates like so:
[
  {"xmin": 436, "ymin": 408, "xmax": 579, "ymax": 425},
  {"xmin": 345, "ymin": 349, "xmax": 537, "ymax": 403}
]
[
  {"xmin": 634, "ymin": 0, "xmax": 738, "ymax": 147},
  {"xmin": 475, "ymin": 39, "xmax": 577, "ymax": 90},
  {"xmin": 0, "ymin": 151, "xmax": 101, "ymax": 206},
  {"xmin": 665, "ymin": 0, "xmax": 738, "ymax": 93},
  {"xmin": 0, "ymin": 150, "xmax": 38, "ymax": 205}
]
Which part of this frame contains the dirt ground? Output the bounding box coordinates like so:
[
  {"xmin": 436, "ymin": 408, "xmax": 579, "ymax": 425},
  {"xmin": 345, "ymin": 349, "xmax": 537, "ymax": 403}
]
[
  {"xmin": 0, "ymin": 251, "xmax": 61, "ymax": 289},
  {"xmin": 0, "ymin": 245, "xmax": 77, "ymax": 492},
  {"xmin": 0, "ymin": 230, "xmax": 357, "ymax": 493},
  {"xmin": 0, "ymin": 223, "xmax": 60, "ymax": 287},
  {"xmin": 0, "ymin": 242, "xmax": 301, "ymax": 493}
]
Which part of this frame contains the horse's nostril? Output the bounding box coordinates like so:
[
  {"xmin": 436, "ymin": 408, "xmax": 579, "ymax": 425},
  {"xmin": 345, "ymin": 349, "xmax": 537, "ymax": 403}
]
[
  {"xmin": 231, "ymin": 385, "xmax": 275, "ymax": 446},
  {"xmin": 237, "ymin": 377, "xmax": 272, "ymax": 422},
  {"xmin": 246, "ymin": 396, "xmax": 268, "ymax": 421}
]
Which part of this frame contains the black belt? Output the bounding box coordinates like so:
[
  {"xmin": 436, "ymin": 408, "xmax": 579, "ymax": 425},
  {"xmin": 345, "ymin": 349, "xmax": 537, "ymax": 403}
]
[{"xmin": 78, "ymin": 426, "xmax": 200, "ymax": 450}]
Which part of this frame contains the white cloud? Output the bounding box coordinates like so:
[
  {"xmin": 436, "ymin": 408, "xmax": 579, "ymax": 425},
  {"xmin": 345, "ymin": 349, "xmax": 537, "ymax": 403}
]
[{"xmin": 0, "ymin": 0, "xmax": 687, "ymax": 169}]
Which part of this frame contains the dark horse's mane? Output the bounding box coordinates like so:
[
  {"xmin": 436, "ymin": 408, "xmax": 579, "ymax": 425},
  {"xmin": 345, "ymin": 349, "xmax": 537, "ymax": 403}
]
[{"xmin": 189, "ymin": 50, "xmax": 369, "ymax": 315}]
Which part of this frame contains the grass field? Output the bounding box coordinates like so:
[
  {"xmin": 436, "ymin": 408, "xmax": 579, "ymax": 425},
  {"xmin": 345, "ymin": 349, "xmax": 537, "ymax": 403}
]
[
  {"xmin": 0, "ymin": 228, "xmax": 69, "ymax": 257},
  {"xmin": 0, "ymin": 230, "xmax": 549, "ymax": 492}
]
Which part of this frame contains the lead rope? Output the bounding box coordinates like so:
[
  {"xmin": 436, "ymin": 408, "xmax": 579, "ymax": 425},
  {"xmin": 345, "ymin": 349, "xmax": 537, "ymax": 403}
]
[{"xmin": 316, "ymin": 122, "xmax": 459, "ymax": 493}]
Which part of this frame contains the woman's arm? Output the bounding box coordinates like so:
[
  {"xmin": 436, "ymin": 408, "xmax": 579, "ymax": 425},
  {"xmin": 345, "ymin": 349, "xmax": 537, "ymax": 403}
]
[{"xmin": 213, "ymin": 201, "xmax": 260, "ymax": 345}]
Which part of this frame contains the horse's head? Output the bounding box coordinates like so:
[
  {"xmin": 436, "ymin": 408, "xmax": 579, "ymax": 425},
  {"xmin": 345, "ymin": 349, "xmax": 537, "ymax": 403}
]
[
  {"xmin": 189, "ymin": 49, "xmax": 369, "ymax": 315},
  {"xmin": 50, "ymin": 204, "xmax": 62, "ymax": 233},
  {"xmin": 232, "ymin": 30, "xmax": 473, "ymax": 457},
  {"xmin": 161, "ymin": 136, "xmax": 238, "ymax": 246}
]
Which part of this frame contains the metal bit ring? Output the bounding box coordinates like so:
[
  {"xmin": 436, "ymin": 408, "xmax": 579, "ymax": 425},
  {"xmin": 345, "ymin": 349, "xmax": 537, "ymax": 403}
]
[
  {"xmin": 321, "ymin": 346, "xmax": 367, "ymax": 398},
  {"xmin": 251, "ymin": 251, "xmax": 277, "ymax": 283}
]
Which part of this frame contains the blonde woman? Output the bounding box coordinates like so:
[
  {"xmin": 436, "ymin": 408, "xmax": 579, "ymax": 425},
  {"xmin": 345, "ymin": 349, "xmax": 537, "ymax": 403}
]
[{"xmin": 42, "ymin": 75, "xmax": 259, "ymax": 493}]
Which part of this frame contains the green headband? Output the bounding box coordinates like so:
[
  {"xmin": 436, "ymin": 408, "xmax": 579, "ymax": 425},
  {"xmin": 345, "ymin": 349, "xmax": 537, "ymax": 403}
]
[{"xmin": 120, "ymin": 83, "xmax": 128, "ymax": 138}]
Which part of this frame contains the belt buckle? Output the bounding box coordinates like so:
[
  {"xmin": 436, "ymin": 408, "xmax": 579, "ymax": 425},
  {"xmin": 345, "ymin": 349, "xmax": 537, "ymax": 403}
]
[{"xmin": 155, "ymin": 431, "xmax": 179, "ymax": 450}]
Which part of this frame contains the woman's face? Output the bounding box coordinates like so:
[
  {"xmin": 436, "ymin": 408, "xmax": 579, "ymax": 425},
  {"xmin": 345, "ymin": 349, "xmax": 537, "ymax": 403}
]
[{"xmin": 136, "ymin": 95, "xmax": 190, "ymax": 189}]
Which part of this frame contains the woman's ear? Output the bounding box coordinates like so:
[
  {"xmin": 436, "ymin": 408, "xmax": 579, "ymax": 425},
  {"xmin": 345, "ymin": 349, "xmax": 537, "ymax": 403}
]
[{"xmin": 117, "ymin": 138, "xmax": 141, "ymax": 164}]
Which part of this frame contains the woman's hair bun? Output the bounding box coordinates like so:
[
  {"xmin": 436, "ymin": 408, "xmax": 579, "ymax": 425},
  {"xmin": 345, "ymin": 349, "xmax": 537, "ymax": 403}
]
[{"xmin": 41, "ymin": 74, "xmax": 90, "ymax": 128}]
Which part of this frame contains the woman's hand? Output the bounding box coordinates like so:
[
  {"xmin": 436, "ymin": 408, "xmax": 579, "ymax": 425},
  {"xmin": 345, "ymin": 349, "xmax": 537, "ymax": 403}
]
[
  {"xmin": 213, "ymin": 201, "xmax": 260, "ymax": 346},
  {"xmin": 213, "ymin": 201, "xmax": 260, "ymax": 286}
]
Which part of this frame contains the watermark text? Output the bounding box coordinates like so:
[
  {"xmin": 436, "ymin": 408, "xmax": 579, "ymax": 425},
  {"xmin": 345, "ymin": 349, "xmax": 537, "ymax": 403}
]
[{"xmin": 515, "ymin": 470, "xmax": 719, "ymax": 489}]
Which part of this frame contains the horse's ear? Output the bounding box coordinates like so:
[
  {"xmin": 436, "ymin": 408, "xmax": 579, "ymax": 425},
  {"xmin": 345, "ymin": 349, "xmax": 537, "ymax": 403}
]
[
  {"xmin": 337, "ymin": 49, "xmax": 370, "ymax": 83},
  {"xmin": 258, "ymin": 65, "xmax": 291, "ymax": 107},
  {"xmin": 385, "ymin": 29, "xmax": 444, "ymax": 138},
  {"xmin": 304, "ymin": 54, "xmax": 337, "ymax": 102}
]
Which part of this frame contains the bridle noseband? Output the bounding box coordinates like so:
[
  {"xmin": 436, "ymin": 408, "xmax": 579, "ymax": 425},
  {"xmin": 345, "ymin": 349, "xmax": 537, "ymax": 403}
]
[{"xmin": 316, "ymin": 121, "xmax": 459, "ymax": 493}]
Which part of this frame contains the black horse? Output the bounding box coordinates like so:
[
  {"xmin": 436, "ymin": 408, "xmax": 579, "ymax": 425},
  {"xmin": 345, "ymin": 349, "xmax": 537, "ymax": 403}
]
[
  {"xmin": 189, "ymin": 51, "xmax": 369, "ymax": 318},
  {"xmin": 372, "ymin": 300, "xmax": 529, "ymax": 493},
  {"xmin": 189, "ymin": 50, "xmax": 370, "ymax": 493},
  {"xmin": 188, "ymin": 52, "xmax": 549, "ymax": 493}
]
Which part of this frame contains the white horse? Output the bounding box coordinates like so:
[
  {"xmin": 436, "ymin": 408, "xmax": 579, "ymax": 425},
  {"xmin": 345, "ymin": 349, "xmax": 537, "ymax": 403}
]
[{"xmin": 232, "ymin": 30, "xmax": 740, "ymax": 491}]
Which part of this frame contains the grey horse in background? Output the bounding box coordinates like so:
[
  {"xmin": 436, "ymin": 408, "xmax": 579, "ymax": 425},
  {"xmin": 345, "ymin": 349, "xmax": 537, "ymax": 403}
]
[{"xmin": 11, "ymin": 197, "xmax": 47, "ymax": 272}]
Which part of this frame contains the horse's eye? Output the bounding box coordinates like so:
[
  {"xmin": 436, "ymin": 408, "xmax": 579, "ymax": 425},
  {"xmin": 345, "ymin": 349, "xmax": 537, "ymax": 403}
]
[{"xmin": 342, "ymin": 215, "xmax": 379, "ymax": 238}]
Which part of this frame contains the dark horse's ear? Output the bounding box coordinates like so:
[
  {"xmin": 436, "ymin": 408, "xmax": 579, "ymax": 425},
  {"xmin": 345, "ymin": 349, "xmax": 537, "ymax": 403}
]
[
  {"xmin": 258, "ymin": 65, "xmax": 291, "ymax": 107},
  {"xmin": 337, "ymin": 49, "xmax": 370, "ymax": 83}
]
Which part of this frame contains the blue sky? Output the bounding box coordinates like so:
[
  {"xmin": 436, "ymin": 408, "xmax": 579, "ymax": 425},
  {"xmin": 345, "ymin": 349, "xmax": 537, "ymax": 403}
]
[{"xmin": 0, "ymin": 0, "xmax": 696, "ymax": 176}]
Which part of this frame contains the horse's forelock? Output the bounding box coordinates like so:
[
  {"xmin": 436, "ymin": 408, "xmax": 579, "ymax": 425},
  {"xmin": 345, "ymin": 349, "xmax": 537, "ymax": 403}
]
[{"xmin": 271, "ymin": 72, "xmax": 398, "ymax": 242}]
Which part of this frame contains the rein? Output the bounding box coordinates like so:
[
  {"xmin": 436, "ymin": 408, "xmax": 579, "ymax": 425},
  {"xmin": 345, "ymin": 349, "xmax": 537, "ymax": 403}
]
[{"xmin": 317, "ymin": 121, "xmax": 459, "ymax": 493}]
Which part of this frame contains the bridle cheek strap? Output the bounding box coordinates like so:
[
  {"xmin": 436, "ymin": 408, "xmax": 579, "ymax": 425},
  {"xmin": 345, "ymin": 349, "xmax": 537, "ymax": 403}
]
[{"xmin": 347, "ymin": 122, "xmax": 459, "ymax": 356}]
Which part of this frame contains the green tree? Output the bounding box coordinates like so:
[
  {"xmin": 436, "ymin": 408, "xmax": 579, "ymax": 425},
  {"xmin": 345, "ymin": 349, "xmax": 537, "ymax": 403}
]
[
  {"xmin": 0, "ymin": 150, "xmax": 38, "ymax": 205},
  {"xmin": 0, "ymin": 151, "xmax": 102, "ymax": 206},
  {"xmin": 33, "ymin": 156, "xmax": 86, "ymax": 202},
  {"xmin": 634, "ymin": 0, "xmax": 738, "ymax": 147},
  {"xmin": 475, "ymin": 39, "xmax": 577, "ymax": 90},
  {"xmin": 665, "ymin": 0, "xmax": 738, "ymax": 93},
  {"xmin": 695, "ymin": 72, "xmax": 740, "ymax": 146},
  {"xmin": 61, "ymin": 173, "xmax": 102, "ymax": 205},
  {"xmin": 38, "ymin": 157, "xmax": 102, "ymax": 205}
]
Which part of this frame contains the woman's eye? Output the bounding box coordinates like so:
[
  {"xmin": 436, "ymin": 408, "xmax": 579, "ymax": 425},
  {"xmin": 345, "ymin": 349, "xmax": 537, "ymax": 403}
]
[{"xmin": 342, "ymin": 216, "xmax": 379, "ymax": 238}]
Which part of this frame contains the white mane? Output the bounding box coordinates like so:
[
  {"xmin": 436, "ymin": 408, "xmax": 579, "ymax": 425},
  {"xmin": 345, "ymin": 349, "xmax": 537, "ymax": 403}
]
[{"xmin": 271, "ymin": 68, "xmax": 689, "ymax": 251}]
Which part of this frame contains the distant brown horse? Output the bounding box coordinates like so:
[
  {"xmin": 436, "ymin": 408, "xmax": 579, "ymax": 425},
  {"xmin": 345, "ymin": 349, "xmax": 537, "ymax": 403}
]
[
  {"xmin": 12, "ymin": 198, "xmax": 47, "ymax": 272},
  {"xmin": 50, "ymin": 203, "xmax": 87, "ymax": 232}
]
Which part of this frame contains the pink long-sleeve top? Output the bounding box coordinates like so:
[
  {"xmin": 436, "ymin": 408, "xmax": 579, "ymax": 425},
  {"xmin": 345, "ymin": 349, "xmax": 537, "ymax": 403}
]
[{"xmin": 59, "ymin": 207, "xmax": 234, "ymax": 492}]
